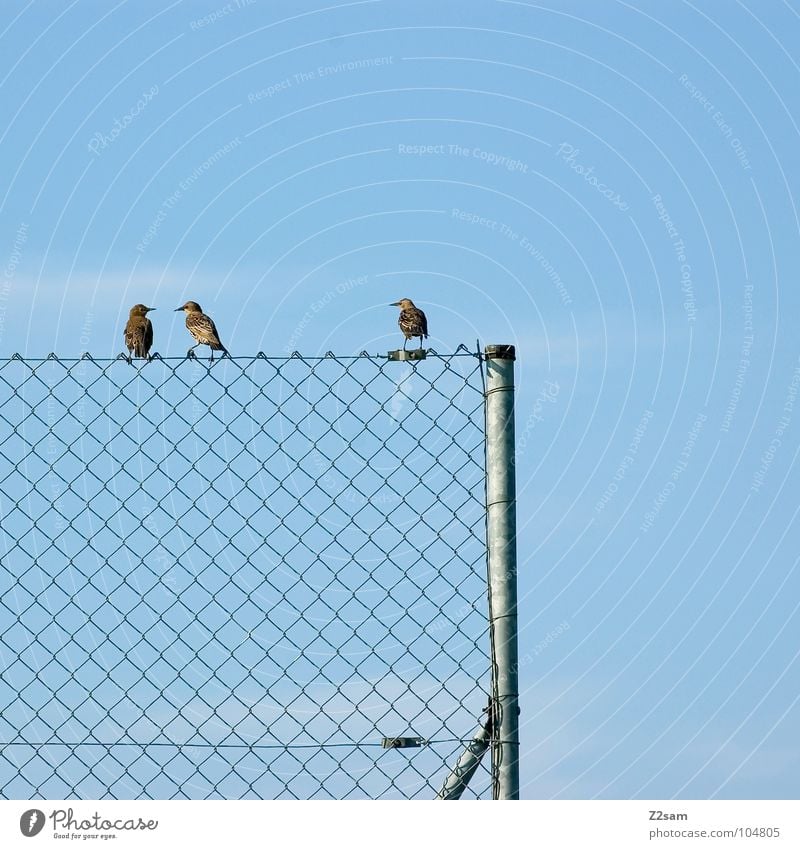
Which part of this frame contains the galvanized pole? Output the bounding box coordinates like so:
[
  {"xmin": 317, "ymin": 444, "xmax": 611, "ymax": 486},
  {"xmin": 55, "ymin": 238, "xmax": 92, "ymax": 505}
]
[
  {"xmin": 484, "ymin": 344, "xmax": 520, "ymax": 800},
  {"xmin": 435, "ymin": 716, "xmax": 492, "ymax": 800}
]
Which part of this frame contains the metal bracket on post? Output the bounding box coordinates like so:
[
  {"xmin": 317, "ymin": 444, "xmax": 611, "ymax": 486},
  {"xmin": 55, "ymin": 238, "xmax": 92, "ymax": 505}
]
[
  {"xmin": 484, "ymin": 344, "xmax": 520, "ymax": 800},
  {"xmin": 387, "ymin": 349, "xmax": 427, "ymax": 362}
]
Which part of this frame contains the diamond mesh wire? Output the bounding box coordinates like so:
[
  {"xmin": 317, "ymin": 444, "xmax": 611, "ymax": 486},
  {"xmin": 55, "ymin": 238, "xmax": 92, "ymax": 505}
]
[{"xmin": 0, "ymin": 350, "xmax": 491, "ymax": 799}]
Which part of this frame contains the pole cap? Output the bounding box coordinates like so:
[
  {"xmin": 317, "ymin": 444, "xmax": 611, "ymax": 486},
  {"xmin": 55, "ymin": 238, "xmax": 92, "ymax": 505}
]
[{"xmin": 484, "ymin": 345, "xmax": 516, "ymax": 361}]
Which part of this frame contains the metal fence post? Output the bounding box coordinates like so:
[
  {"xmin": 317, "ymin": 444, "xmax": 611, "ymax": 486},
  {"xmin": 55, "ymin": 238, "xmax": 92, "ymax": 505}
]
[
  {"xmin": 484, "ymin": 344, "xmax": 520, "ymax": 800},
  {"xmin": 435, "ymin": 715, "xmax": 492, "ymax": 800}
]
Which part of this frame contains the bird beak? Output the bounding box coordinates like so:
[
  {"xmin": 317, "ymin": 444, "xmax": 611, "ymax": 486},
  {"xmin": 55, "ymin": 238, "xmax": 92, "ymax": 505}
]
[
  {"xmin": 148, "ymin": 307, "xmax": 156, "ymax": 312},
  {"xmin": 390, "ymin": 302, "xmax": 400, "ymax": 307},
  {"xmin": 174, "ymin": 307, "xmax": 183, "ymax": 312}
]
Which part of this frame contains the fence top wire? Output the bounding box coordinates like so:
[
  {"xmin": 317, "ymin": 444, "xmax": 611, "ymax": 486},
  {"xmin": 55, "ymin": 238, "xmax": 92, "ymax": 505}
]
[
  {"xmin": 0, "ymin": 343, "xmax": 482, "ymax": 364},
  {"xmin": 0, "ymin": 348, "xmax": 492, "ymax": 800}
]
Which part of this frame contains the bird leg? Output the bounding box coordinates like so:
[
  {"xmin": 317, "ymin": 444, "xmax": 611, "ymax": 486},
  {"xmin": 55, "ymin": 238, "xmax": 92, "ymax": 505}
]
[
  {"xmin": 187, "ymin": 346, "xmax": 198, "ymax": 359},
  {"xmin": 403, "ymin": 337, "xmax": 408, "ymax": 351}
]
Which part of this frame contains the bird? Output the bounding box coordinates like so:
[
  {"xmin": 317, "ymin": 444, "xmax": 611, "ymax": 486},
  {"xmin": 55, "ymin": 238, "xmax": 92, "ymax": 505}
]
[
  {"xmin": 124, "ymin": 304, "xmax": 155, "ymax": 361},
  {"xmin": 391, "ymin": 298, "xmax": 428, "ymax": 350},
  {"xmin": 175, "ymin": 301, "xmax": 228, "ymax": 360}
]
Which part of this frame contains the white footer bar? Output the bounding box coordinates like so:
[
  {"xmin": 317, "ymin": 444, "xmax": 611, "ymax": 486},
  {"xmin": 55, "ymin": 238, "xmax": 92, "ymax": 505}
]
[{"xmin": 2, "ymin": 800, "xmax": 796, "ymax": 848}]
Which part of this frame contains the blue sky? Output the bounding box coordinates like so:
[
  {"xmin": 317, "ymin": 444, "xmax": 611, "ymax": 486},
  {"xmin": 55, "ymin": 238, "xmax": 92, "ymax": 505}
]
[{"xmin": 1, "ymin": 0, "xmax": 799, "ymax": 799}]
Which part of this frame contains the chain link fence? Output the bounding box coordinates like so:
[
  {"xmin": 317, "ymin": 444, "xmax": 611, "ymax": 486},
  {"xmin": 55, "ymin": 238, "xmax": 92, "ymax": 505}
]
[{"xmin": 0, "ymin": 349, "xmax": 496, "ymax": 799}]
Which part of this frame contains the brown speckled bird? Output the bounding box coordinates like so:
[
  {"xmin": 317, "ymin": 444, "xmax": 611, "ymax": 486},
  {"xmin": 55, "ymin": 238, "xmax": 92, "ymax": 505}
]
[
  {"xmin": 175, "ymin": 301, "xmax": 228, "ymax": 360},
  {"xmin": 124, "ymin": 304, "xmax": 155, "ymax": 361},
  {"xmin": 391, "ymin": 298, "xmax": 428, "ymax": 350}
]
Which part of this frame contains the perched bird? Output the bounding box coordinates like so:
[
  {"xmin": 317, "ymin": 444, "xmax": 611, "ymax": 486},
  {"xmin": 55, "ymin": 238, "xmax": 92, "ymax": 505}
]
[
  {"xmin": 124, "ymin": 304, "xmax": 155, "ymax": 361},
  {"xmin": 175, "ymin": 301, "xmax": 228, "ymax": 360},
  {"xmin": 391, "ymin": 298, "xmax": 428, "ymax": 350}
]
